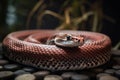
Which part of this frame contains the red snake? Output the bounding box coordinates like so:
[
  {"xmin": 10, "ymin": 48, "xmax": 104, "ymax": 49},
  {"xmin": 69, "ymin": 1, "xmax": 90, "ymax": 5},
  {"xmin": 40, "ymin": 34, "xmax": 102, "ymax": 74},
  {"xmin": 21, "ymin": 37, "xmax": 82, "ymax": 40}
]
[{"xmin": 2, "ymin": 30, "xmax": 111, "ymax": 70}]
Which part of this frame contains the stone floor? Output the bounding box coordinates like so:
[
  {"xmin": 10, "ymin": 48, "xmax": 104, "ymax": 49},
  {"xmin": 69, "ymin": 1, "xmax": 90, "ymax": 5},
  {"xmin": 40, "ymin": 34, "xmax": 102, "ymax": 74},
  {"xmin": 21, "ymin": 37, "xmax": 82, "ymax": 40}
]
[{"xmin": 0, "ymin": 44, "xmax": 120, "ymax": 80}]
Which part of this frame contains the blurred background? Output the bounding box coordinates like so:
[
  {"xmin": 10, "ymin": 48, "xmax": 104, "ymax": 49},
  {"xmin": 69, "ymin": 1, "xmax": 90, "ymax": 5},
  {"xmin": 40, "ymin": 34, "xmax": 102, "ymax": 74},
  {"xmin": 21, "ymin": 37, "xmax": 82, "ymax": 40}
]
[{"xmin": 0, "ymin": 0, "xmax": 120, "ymax": 48}]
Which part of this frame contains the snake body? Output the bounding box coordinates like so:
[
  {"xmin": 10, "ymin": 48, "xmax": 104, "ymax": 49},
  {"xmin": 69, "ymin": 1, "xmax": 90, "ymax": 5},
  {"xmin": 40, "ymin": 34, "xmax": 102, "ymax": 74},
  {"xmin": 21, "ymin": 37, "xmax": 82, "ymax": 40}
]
[{"xmin": 2, "ymin": 30, "xmax": 111, "ymax": 70}]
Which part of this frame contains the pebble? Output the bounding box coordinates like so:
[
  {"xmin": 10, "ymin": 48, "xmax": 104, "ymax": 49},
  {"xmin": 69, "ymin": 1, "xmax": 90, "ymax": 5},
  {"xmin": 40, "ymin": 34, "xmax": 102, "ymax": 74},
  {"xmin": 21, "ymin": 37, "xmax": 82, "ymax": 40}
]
[
  {"xmin": 99, "ymin": 75, "xmax": 119, "ymax": 80},
  {"xmin": 4, "ymin": 64, "xmax": 20, "ymax": 71},
  {"xmin": 112, "ymin": 65, "xmax": 120, "ymax": 70},
  {"xmin": 22, "ymin": 67, "xmax": 36, "ymax": 73},
  {"xmin": 14, "ymin": 70, "xmax": 30, "ymax": 76},
  {"xmin": 80, "ymin": 70, "xmax": 96, "ymax": 79},
  {"xmin": 0, "ymin": 66, "xmax": 3, "ymax": 70},
  {"xmin": 15, "ymin": 74, "xmax": 36, "ymax": 80},
  {"xmin": 96, "ymin": 73, "xmax": 110, "ymax": 80},
  {"xmin": 0, "ymin": 71, "xmax": 14, "ymax": 79},
  {"xmin": 104, "ymin": 69, "xmax": 116, "ymax": 75},
  {"xmin": 111, "ymin": 50, "xmax": 120, "ymax": 56},
  {"xmin": 71, "ymin": 74, "xmax": 89, "ymax": 80},
  {"xmin": 33, "ymin": 71, "xmax": 50, "ymax": 80},
  {"xmin": 61, "ymin": 72, "xmax": 77, "ymax": 80},
  {"xmin": 0, "ymin": 59, "xmax": 9, "ymax": 65},
  {"xmin": 44, "ymin": 75, "xmax": 63, "ymax": 80}
]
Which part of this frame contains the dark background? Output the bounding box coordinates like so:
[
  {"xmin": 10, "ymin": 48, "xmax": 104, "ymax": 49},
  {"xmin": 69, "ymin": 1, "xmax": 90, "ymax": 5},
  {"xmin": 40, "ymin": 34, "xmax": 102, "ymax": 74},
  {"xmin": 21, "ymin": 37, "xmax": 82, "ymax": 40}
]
[
  {"xmin": 0, "ymin": 0, "xmax": 120, "ymax": 47},
  {"xmin": 102, "ymin": 0, "xmax": 120, "ymax": 47}
]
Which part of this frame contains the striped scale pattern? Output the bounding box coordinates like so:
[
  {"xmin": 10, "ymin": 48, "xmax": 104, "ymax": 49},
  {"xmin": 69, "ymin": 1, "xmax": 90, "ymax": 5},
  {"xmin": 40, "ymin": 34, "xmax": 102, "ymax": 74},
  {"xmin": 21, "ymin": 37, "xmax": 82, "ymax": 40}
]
[{"xmin": 2, "ymin": 30, "xmax": 111, "ymax": 70}]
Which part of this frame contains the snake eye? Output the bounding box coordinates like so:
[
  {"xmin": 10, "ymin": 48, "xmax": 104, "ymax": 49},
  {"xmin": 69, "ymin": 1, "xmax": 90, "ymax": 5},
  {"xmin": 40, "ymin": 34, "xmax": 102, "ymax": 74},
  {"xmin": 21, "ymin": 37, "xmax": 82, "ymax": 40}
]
[{"xmin": 66, "ymin": 35, "xmax": 71, "ymax": 40}]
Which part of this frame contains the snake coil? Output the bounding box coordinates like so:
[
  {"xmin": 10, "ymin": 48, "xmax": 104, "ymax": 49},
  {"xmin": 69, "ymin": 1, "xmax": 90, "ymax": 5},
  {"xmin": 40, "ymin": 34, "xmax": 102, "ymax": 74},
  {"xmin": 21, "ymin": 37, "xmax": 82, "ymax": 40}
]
[{"xmin": 2, "ymin": 30, "xmax": 111, "ymax": 70}]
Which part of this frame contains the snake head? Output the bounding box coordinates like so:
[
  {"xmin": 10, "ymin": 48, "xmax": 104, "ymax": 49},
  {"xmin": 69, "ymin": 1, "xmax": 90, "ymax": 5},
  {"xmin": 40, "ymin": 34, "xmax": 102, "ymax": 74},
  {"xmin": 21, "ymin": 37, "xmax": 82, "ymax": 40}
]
[
  {"xmin": 46, "ymin": 33, "xmax": 85, "ymax": 47},
  {"xmin": 48, "ymin": 33, "xmax": 85, "ymax": 47}
]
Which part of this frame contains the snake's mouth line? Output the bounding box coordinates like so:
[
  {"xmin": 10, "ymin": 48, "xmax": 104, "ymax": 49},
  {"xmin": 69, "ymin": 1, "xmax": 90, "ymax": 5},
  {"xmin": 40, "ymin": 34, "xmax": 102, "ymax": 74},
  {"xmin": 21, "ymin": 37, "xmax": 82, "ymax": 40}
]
[{"xmin": 2, "ymin": 30, "xmax": 111, "ymax": 70}]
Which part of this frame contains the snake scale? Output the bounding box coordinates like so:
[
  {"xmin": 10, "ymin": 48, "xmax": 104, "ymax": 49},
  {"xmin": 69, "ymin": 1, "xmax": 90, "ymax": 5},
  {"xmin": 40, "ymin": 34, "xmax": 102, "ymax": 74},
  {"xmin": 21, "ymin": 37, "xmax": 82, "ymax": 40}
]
[{"xmin": 2, "ymin": 30, "xmax": 111, "ymax": 70}]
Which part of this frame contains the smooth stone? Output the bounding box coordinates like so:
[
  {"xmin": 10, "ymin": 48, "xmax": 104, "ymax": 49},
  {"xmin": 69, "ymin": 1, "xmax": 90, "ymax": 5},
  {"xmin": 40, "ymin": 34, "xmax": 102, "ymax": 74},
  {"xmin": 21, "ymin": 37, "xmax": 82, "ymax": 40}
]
[
  {"xmin": 44, "ymin": 75, "xmax": 63, "ymax": 80},
  {"xmin": 61, "ymin": 72, "xmax": 77, "ymax": 80},
  {"xmin": 0, "ymin": 66, "xmax": 3, "ymax": 70},
  {"xmin": 22, "ymin": 67, "xmax": 36, "ymax": 73},
  {"xmin": 80, "ymin": 70, "xmax": 96, "ymax": 79},
  {"xmin": 115, "ymin": 70, "xmax": 120, "ymax": 78},
  {"xmin": 15, "ymin": 74, "xmax": 36, "ymax": 80},
  {"xmin": 104, "ymin": 69, "xmax": 116, "ymax": 75},
  {"xmin": 0, "ymin": 59, "xmax": 9, "ymax": 65},
  {"xmin": 14, "ymin": 70, "xmax": 30, "ymax": 76},
  {"xmin": 112, "ymin": 65, "xmax": 120, "ymax": 70},
  {"xmin": 111, "ymin": 50, "xmax": 120, "ymax": 56},
  {"xmin": 0, "ymin": 71, "xmax": 14, "ymax": 79},
  {"xmin": 96, "ymin": 73, "xmax": 110, "ymax": 80},
  {"xmin": 99, "ymin": 75, "xmax": 119, "ymax": 80},
  {"xmin": 4, "ymin": 64, "xmax": 20, "ymax": 71},
  {"xmin": 71, "ymin": 74, "xmax": 89, "ymax": 80},
  {"xmin": 33, "ymin": 71, "xmax": 50, "ymax": 80}
]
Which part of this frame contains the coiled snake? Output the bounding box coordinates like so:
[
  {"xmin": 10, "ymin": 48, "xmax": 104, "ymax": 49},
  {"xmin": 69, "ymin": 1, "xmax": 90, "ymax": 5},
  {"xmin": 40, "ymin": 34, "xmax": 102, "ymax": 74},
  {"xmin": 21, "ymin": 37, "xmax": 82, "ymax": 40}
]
[{"xmin": 2, "ymin": 30, "xmax": 111, "ymax": 70}]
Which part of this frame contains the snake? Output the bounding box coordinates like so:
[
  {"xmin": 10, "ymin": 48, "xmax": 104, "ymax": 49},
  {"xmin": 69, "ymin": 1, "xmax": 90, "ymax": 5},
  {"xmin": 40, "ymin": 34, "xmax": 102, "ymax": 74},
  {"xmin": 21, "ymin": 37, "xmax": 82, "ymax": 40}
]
[{"xmin": 2, "ymin": 30, "xmax": 111, "ymax": 70}]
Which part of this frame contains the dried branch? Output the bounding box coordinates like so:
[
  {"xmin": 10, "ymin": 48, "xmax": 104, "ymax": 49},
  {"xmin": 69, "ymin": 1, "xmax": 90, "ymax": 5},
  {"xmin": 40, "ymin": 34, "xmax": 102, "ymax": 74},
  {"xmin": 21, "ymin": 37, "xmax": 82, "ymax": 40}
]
[
  {"xmin": 65, "ymin": 8, "xmax": 71, "ymax": 24},
  {"xmin": 92, "ymin": 12, "xmax": 98, "ymax": 32},
  {"xmin": 44, "ymin": 10, "xmax": 63, "ymax": 20},
  {"xmin": 73, "ymin": 11, "xmax": 93, "ymax": 25},
  {"xmin": 37, "ymin": 4, "xmax": 46, "ymax": 28},
  {"xmin": 26, "ymin": 0, "xmax": 44, "ymax": 29},
  {"xmin": 113, "ymin": 41, "xmax": 120, "ymax": 50},
  {"xmin": 37, "ymin": 10, "xmax": 64, "ymax": 28}
]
